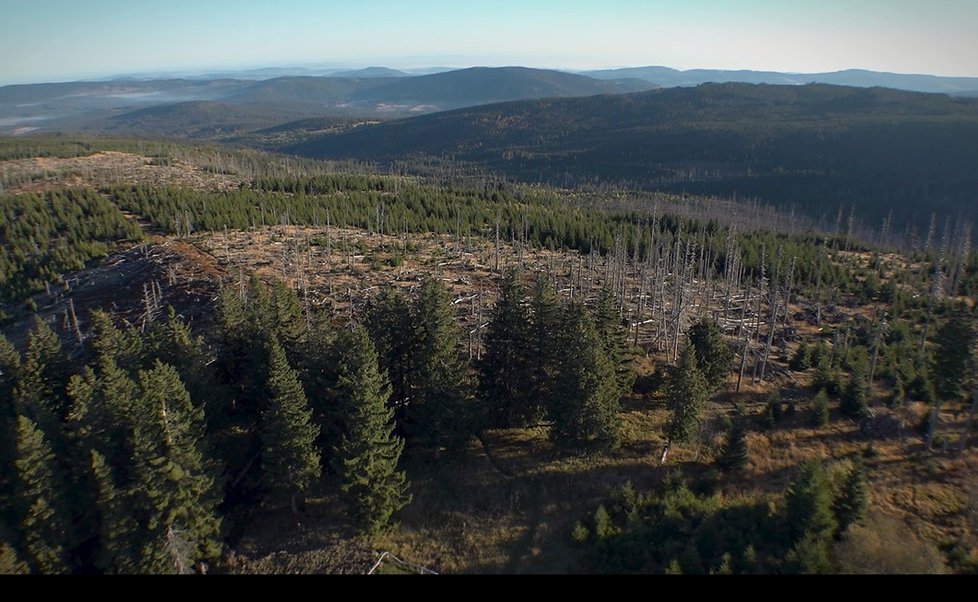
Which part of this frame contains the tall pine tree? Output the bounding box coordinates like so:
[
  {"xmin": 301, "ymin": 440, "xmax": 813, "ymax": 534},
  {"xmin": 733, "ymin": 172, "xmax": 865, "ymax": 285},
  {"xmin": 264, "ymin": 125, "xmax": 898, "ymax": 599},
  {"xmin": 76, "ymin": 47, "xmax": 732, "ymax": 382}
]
[
  {"xmin": 406, "ymin": 277, "xmax": 470, "ymax": 449},
  {"xmin": 15, "ymin": 317, "xmax": 70, "ymax": 430},
  {"xmin": 261, "ymin": 338, "xmax": 321, "ymax": 512},
  {"xmin": 593, "ymin": 287, "xmax": 635, "ymax": 398},
  {"xmin": 131, "ymin": 362, "xmax": 223, "ymax": 573},
  {"xmin": 549, "ymin": 303, "xmax": 621, "ymax": 451},
  {"xmin": 688, "ymin": 317, "xmax": 734, "ymax": 394},
  {"xmin": 13, "ymin": 415, "xmax": 71, "ymax": 574},
  {"xmin": 332, "ymin": 326, "xmax": 411, "ymax": 534},
  {"xmin": 365, "ymin": 287, "xmax": 414, "ymax": 420},
  {"xmin": 526, "ymin": 277, "xmax": 561, "ymax": 419},
  {"xmin": 932, "ymin": 308, "xmax": 976, "ymax": 402},
  {"xmin": 668, "ymin": 346, "xmax": 710, "ymax": 444},
  {"xmin": 0, "ymin": 335, "xmax": 20, "ymax": 526},
  {"xmin": 478, "ymin": 270, "xmax": 534, "ymax": 428},
  {"xmin": 89, "ymin": 450, "xmax": 139, "ymax": 574},
  {"xmin": 832, "ymin": 459, "xmax": 869, "ymax": 538}
]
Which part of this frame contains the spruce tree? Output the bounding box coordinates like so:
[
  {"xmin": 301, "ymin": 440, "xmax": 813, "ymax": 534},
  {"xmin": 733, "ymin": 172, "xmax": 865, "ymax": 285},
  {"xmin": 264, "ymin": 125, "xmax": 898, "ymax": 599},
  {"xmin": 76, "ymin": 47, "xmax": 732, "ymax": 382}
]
[
  {"xmin": 0, "ymin": 333, "xmax": 19, "ymax": 402},
  {"xmin": 261, "ymin": 338, "xmax": 321, "ymax": 511},
  {"xmin": 550, "ymin": 303, "xmax": 621, "ymax": 451},
  {"xmin": 811, "ymin": 389, "xmax": 830, "ymax": 428},
  {"xmin": 332, "ymin": 326, "xmax": 410, "ymax": 534},
  {"xmin": 717, "ymin": 422, "xmax": 749, "ymax": 471},
  {"xmin": 15, "ymin": 316, "xmax": 70, "ymax": 428},
  {"xmin": 668, "ymin": 346, "xmax": 710, "ymax": 444},
  {"xmin": 215, "ymin": 282, "xmax": 272, "ymax": 422},
  {"xmin": 812, "ymin": 347, "xmax": 839, "ymax": 395},
  {"xmin": 407, "ymin": 277, "xmax": 470, "ymax": 448},
  {"xmin": 526, "ymin": 277, "xmax": 561, "ymax": 418},
  {"xmin": 478, "ymin": 270, "xmax": 534, "ymax": 428},
  {"xmin": 840, "ymin": 351, "xmax": 870, "ymax": 418},
  {"xmin": 365, "ymin": 287, "xmax": 414, "ymax": 416},
  {"xmin": 270, "ymin": 279, "xmax": 306, "ymax": 361},
  {"xmin": 688, "ymin": 317, "xmax": 734, "ymax": 394},
  {"xmin": 132, "ymin": 362, "xmax": 223, "ymax": 573},
  {"xmin": 88, "ymin": 310, "xmax": 143, "ymax": 373},
  {"xmin": 13, "ymin": 415, "xmax": 71, "ymax": 574},
  {"xmin": 89, "ymin": 450, "xmax": 139, "ymax": 574},
  {"xmin": 593, "ymin": 287, "xmax": 635, "ymax": 398},
  {"xmin": 832, "ymin": 460, "xmax": 869, "ymax": 538},
  {"xmin": 789, "ymin": 343, "xmax": 811, "ymax": 372},
  {"xmin": 0, "ymin": 335, "xmax": 20, "ymax": 525},
  {"xmin": 932, "ymin": 309, "xmax": 976, "ymax": 402},
  {"xmin": 62, "ymin": 354, "xmax": 140, "ymax": 562},
  {"xmin": 784, "ymin": 459, "xmax": 836, "ymax": 573},
  {"xmin": 148, "ymin": 307, "xmax": 225, "ymax": 429}
]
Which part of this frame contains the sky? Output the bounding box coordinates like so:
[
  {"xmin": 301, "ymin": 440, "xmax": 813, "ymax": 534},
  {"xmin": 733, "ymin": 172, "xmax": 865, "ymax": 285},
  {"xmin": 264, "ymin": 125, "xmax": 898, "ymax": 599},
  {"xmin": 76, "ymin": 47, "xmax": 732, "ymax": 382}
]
[{"xmin": 1, "ymin": 0, "xmax": 977, "ymax": 85}]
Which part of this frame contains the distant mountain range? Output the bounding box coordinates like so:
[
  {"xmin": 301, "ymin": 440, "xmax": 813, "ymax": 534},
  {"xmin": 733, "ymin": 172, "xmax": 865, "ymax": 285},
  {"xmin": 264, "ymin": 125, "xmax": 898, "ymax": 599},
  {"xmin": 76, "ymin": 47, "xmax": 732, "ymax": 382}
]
[
  {"xmin": 3, "ymin": 65, "xmax": 977, "ymax": 137},
  {"xmin": 581, "ymin": 67, "xmax": 978, "ymax": 96},
  {"xmin": 285, "ymin": 83, "xmax": 978, "ymax": 228},
  {"xmin": 0, "ymin": 67, "xmax": 655, "ymax": 136}
]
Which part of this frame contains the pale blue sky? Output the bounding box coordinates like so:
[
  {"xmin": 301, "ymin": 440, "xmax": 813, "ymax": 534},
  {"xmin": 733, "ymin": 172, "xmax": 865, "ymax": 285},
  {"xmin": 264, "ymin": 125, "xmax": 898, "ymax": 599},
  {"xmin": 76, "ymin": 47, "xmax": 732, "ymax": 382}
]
[{"xmin": 1, "ymin": 0, "xmax": 976, "ymax": 84}]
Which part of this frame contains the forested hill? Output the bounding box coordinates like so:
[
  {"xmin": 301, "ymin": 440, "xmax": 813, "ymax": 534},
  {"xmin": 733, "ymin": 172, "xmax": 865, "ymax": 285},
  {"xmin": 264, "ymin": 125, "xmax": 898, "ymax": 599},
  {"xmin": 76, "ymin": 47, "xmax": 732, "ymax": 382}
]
[{"xmin": 285, "ymin": 83, "xmax": 978, "ymax": 228}]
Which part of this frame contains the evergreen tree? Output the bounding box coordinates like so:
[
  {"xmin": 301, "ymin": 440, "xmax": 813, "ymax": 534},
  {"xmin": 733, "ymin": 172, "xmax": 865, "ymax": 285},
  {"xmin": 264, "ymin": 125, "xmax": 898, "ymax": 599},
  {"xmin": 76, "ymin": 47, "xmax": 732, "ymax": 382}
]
[
  {"xmin": 88, "ymin": 311, "xmax": 143, "ymax": 373},
  {"xmin": 300, "ymin": 312, "xmax": 341, "ymax": 459},
  {"xmin": 89, "ymin": 450, "xmax": 139, "ymax": 574},
  {"xmin": 15, "ymin": 316, "xmax": 70, "ymax": 428},
  {"xmin": 131, "ymin": 362, "xmax": 223, "ymax": 573},
  {"xmin": 688, "ymin": 317, "xmax": 734, "ymax": 394},
  {"xmin": 811, "ymin": 389, "xmax": 830, "ymax": 428},
  {"xmin": 0, "ymin": 335, "xmax": 20, "ymax": 524},
  {"xmin": 478, "ymin": 270, "xmax": 534, "ymax": 428},
  {"xmin": 332, "ymin": 326, "xmax": 411, "ymax": 534},
  {"xmin": 62, "ymin": 354, "xmax": 140, "ymax": 562},
  {"xmin": 365, "ymin": 287, "xmax": 414, "ymax": 416},
  {"xmin": 550, "ymin": 303, "xmax": 621, "ymax": 451},
  {"xmin": 931, "ymin": 309, "xmax": 976, "ymax": 402},
  {"xmin": 717, "ymin": 421, "xmax": 749, "ymax": 471},
  {"xmin": 668, "ymin": 346, "xmax": 710, "ymax": 444},
  {"xmin": 0, "ymin": 333, "xmax": 19, "ymax": 401},
  {"xmin": 526, "ymin": 277, "xmax": 561, "ymax": 418},
  {"xmin": 269, "ymin": 279, "xmax": 306, "ymax": 361},
  {"xmin": 840, "ymin": 350, "xmax": 870, "ymax": 418},
  {"xmin": 13, "ymin": 415, "xmax": 71, "ymax": 574},
  {"xmin": 148, "ymin": 307, "xmax": 220, "ymax": 415},
  {"xmin": 789, "ymin": 343, "xmax": 812, "ymax": 372},
  {"xmin": 261, "ymin": 338, "xmax": 321, "ymax": 511},
  {"xmin": 812, "ymin": 346, "xmax": 840, "ymax": 395},
  {"xmin": 593, "ymin": 287, "xmax": 635, "ymax": 397},
  {"xmin": 832, "ymin": 460, "xmax": 869, "ymax": 538},
  {"xmin": 783, "ymin": 459, "xmax": 836, "ymax": 573},
  {"xmin": 406, "ymin": 277, "xmax": 470, "ymax": 448},
  {"xmin": 214, "ymin": 282, "xmax": 273, "ymax": 422}
]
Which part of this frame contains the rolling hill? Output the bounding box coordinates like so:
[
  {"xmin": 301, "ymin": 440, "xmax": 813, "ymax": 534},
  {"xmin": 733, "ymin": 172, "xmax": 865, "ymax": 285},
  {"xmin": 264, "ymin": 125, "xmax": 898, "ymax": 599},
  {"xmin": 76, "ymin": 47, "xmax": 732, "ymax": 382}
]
[
  {"xmin": 583, "ymin": 66, "xmax": 978, "ymax": 96},
  {"xmin": 284, "ymin": 82, "xmax": 978, "ymax": 228},
  {"xmin": 0, "ymin": 67, "xmax": 656, "ymax": 136}
]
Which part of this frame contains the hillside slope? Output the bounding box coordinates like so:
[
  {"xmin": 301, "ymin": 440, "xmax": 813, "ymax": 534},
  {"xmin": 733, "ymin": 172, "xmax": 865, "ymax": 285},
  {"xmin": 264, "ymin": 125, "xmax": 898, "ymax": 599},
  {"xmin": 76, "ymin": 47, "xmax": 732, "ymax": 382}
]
[{"xmin": 285, "ymin": 83, "xmax": 978, "ymax": 226}]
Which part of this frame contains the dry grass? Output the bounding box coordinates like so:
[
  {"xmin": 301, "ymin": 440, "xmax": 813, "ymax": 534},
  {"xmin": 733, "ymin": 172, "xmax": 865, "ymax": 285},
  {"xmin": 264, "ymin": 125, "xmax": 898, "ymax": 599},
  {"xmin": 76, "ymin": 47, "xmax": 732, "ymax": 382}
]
[{"xmin": 0, "ymin": 151, "xmax": 245, "ymax": 194}]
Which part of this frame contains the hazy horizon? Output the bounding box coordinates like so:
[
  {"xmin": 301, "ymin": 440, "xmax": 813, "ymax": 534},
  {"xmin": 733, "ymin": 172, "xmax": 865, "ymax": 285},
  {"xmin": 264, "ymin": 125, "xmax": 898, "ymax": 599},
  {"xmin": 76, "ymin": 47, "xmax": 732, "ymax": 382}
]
[{"xmin": 2, "ymin": 0, "xmax": 977, "ymax": 86}]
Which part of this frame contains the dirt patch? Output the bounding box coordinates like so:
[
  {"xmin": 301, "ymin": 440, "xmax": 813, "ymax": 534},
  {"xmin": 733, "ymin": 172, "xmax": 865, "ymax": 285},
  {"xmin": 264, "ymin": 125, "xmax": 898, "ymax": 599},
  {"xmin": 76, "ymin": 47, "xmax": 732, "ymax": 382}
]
[{"xmin": 4, "ymin": 237, "xmax": 224, "ymax": 351}]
